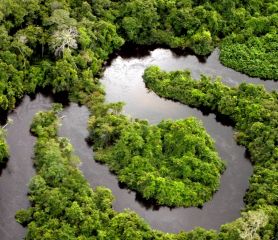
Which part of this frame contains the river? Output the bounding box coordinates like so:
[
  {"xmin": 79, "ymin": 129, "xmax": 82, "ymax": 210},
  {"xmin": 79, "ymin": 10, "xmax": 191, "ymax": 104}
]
[{"xmin": 1, "ymin": 47, "xmax": 277, "ymax": 239}]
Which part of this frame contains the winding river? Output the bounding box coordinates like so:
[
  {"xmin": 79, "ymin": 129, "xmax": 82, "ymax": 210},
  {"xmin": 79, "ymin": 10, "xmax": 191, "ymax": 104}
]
[{"xmin": 0, "ymin": 47, "xmax": 277, "ymax": 239}]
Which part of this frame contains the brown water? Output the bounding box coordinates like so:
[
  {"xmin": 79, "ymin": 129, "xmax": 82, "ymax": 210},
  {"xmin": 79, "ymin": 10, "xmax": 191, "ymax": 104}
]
[{"xmin": 1, "ymin": 47, "xmax": 277, "ymax": 239}]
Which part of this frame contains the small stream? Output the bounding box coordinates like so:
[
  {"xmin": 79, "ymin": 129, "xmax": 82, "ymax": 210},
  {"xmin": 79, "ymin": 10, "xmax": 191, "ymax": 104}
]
[{"xmin": 1, "ymin": 47, "xmax": 277, "ymax": 239}]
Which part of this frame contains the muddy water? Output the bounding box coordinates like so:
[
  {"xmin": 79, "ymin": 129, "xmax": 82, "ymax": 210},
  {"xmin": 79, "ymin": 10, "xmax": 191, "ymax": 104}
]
[{"xmin": 1, "ymin": 47, "xmax": 276, "ymax": 238}]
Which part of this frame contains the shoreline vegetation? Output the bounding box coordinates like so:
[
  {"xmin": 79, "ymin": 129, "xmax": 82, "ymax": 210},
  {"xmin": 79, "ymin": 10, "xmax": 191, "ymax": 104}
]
[
  {"xmin": 0, "ymin": 0, "xmax": 276, "ymax": 238},
  {"xmin": 0, "ymin": 127, "xmax": 9, "ymax": 167}
]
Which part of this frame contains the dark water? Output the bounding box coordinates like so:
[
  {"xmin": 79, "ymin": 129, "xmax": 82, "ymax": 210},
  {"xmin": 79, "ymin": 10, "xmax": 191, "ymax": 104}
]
[
  {"xmin": 0, "ymin": 94, "xmax": 53, "ymax": 240},
  {"xmin": 106, "ymin": 46, "xmax": 277, "ymax": 91},
  {"xmin": 1, "ymin": 48, "xmax": 276, "ymax": 238}
]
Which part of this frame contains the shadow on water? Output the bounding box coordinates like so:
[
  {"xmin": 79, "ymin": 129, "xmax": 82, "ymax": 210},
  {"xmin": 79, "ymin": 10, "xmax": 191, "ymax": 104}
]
[
  {"xmin": 135, "ymin": 193, "xmax": 162, "ymax": 211},
  {"xmin": 0, "ymin": 111, "xmax": 8, "ymax": 126},
  {"xmin": 105, "ymin": 43, "xmax": 208, "ymax": 67},
  {"xmin": 0, "ymin": 158, "xmax": 8, "ymax": 176}
]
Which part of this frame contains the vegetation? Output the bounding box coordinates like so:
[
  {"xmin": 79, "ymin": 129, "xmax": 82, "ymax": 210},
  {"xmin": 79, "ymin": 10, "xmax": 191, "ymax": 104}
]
[
  {"xmin": 0, "ymin": 127, "xmax": 9, "ymax": 165},
  {"xmin": 0, "ymin": 0, "xmax": 124, "ymax": 110},
  {"xmin": 16, "ymin": 105, "xmax": 223, "ymax": 239},
  {"xmin": 100, "ymin": 0, "xmax": 278, "ymax": 79},
  {"xmin": 218, "ymin": 2, "xmax": 278, "ymax": 79},
  {"xmin": 0, "ymin": 0, "xmax": 276, "ymax": 238},
  {"xmin": 17, "ymin": 106, "xmax": 275, "ymax": 239},
  {"xmin": 143, "ymin": 66, "xmax": 278, "ymax": 238},
  {"xmin": 15, "ymin": 105, "xmax": 155, "ymax": 239},
  {"xmin": 89, "ymin": 113, "xmax": 225, "ymax": 207},
  {"xmin": 220, "ymin": 33, "xmax": 278, "ymax": 80},
  {"xmin": 0, "ymin": 0, "xmax": 276, "ymax": 112}
]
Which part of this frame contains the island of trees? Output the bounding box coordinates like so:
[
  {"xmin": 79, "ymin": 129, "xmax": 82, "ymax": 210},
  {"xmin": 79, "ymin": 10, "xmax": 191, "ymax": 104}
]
[
  {"xmin": 0, "ymin": 0, "xmax": 277, "ymax": 239},
  {"xmin": 89, "ymin": 113, "xmax": 225, "ymax": 207}
]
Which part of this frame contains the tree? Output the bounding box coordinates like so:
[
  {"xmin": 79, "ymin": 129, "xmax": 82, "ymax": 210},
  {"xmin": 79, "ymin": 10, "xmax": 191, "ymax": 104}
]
[
  {"xmin": 0, "ymin": 128, "xmax": 9, "ymax": 164},
  {"xmin": 190, "ymin": 28, "xmax": 214, "ymax": 55},
  {"xmin": 50, "ymin": 27, "xmax": 78, "ymax": 57},
  {"xmin": 240, "ymin": 210, "xmax": 268, "ymax": 240}
]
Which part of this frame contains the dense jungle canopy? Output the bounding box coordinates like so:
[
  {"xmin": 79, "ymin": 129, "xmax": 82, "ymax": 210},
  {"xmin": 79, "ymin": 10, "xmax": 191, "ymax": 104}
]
[{"xmin": 0, "ymin": 0, "xmax": 277, "ymax": 239}]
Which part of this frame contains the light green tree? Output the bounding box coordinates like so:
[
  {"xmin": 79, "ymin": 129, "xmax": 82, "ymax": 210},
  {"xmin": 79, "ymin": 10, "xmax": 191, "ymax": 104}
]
[
  {"xmin": 50, "ymin": 27, "xmax": 78, "ymax": 57},
  {"xmin": 240, "ymin": 210, "xmax": 268, "ymax": 240}
]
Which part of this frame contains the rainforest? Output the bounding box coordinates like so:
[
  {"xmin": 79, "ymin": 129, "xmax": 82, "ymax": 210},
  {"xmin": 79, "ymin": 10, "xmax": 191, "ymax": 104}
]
[{"xmin": 0, "ymin": 0, "xmax": 277, "ymax": 239}]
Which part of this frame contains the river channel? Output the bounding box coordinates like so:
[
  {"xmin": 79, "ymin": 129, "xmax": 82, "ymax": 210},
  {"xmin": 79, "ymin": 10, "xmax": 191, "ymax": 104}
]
[{"xmin": 1, "ymin": 47, "xmax": 276, "ymax": 239}]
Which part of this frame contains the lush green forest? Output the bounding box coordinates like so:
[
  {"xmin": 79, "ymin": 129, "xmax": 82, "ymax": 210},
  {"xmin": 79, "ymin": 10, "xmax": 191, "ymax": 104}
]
[
  {"xmin": 15, "ymin": 106, "xmax": 275, "ymax": 239},
  {"xmin": 143, "ymin": 66, "xmax": 278, "ymax": 238},
  {"xmin": 15, "ymin": 105, "xmax": 156, "ymax": 239},
  {"xmin": 15, "ymin": 106, "xmax": 222, "ymax": 239},
  {"xmin": 0, "ymin": 0, "xmax": 277, "ymax": 239},
  {"xmin": 89, "ymin": 114, "xmax": 225, "ymax": 207},
  {"xmin": 0, "ymin": 0, "xmax": 277, "ymax": 113}
]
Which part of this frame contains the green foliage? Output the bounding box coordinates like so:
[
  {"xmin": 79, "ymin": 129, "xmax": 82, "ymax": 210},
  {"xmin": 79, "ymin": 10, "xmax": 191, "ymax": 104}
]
[
  {"xmin": 30, "ymin": 104, "xmax": 62, "ymax": 138},
  {"xmin": 116, "ymin": 0, "xmax": 277, "ymax": 78},
  {"xmin": 143, "ymin": 65, "xmax": 278, "ymax": 238},
  {"xmin": 16, "ymin": 106, "xmax": 160, "ymax": 239},
  {"xmin": 88, "ymin": 102, "xmax": 129, "ymax": 149},
  {"xmin": 0, "ymin": 0, "xmax": 275, "ymax": 238},
  {"xmin": 90, "ymin": 110, "xmax": 225, "ymax": 207},
  {"xmin": 0, "ymin": 128, "xmax": 9, "ymax": 165},
  {"xmin": 88, "ymin": 20, "xmax": 125, "ymax": 60},
  {"xmin": 120, "ymin": 0, "xmax": 160, "ymax": 44},
  {"xmin": 0, "ymin": 0, "xmax": 124, "ymax": 111},
  {"xmin": 220, "ymin": 33, "xmax": 278, "ymax": 80},
  {"xmin": 0, "ymin": 0, "xmax": 276, "ymax": 114},
  {"xmin": 19, "ymin": 106, "xmax": 223, "ymax": 239}
]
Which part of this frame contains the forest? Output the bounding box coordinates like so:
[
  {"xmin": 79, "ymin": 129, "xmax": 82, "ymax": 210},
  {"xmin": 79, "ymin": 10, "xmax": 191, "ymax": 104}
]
[
  {"xmin": 0, "ymin": 0, "xmax": 277, "ymax": 239},
  {"xmin": 0, "ymin": 0, "xmax": 277, "ymax": 112},
  {"xmin": 90, "ymin": 114, "xmax": 225, "ymax": 207},
  {"xmin": 143, "ymin": 66, "xmax": 278, "ymax": 237}
]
